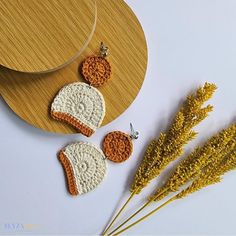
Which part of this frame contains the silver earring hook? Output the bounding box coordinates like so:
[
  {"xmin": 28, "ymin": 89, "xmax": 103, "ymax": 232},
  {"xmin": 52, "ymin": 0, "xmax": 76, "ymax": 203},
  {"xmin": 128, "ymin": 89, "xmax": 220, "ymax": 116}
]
[
  {"xmin": 100, "ymin": 42, "xmax": 109, "ymax": 57},
  {"xmin": 130, "ymin": 123, "xmax": 139, "ymax": 140}
]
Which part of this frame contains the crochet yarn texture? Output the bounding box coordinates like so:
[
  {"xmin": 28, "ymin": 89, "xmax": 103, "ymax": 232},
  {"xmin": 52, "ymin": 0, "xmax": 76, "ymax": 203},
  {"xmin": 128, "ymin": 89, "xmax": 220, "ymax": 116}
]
[
  {"xmin": 58, "ymin": 142, "xmax": 107, "ymax": 196},
  {"xmin": 103, "ymin": 131, "xmax": 133, "ymax": 163},
  {"xmin": 81, "ymin": 56, "xmax": 111, "ymax": 87},
  {"xmin": 51, "ymin": 82, "xmax": 106, "ymax": 137}
]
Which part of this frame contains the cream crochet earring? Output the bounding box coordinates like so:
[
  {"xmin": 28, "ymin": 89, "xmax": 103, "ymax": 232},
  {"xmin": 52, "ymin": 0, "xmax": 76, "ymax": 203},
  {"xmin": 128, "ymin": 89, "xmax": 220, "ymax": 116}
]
[
  {"xmin": 51, "ymin": 43, "xmax": 111, "ymax": 137},
  {"xmin": 58, "ymin": 124, "xmax": 139, "ymax": 196}
]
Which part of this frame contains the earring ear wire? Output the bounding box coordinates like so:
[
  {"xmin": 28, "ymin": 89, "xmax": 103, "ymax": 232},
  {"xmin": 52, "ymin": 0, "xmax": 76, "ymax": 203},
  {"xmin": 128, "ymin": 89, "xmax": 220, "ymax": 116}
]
[{"xmin": 130, "ymin": 123, "xmax": 139, "ymax": 140}]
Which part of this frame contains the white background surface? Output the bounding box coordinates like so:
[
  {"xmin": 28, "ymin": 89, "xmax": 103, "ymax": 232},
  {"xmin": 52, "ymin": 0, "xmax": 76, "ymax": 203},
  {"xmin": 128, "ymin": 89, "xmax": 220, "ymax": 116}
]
[{"xmin": 0, "ymin": 0, "xmax": 236, "ymax": 235}]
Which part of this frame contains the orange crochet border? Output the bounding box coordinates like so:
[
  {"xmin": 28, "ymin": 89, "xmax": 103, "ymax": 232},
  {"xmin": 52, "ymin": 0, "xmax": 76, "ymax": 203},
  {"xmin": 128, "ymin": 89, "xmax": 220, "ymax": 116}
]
[
  {"xmin": 51, "ymin": 111, "xmax": 94, "ymax": 137},
  {"xmin": 58, "ymin": 151, "xmax": 78, "ymax": 196}
]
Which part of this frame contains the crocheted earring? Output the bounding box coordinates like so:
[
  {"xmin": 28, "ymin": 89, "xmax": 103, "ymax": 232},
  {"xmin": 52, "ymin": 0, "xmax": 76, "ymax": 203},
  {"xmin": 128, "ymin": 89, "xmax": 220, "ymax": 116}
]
[
  {"xmin": 58, "ymin": 124, "xmax": 139, "ymax": 196},
  {"xmin": 51, "ymin": 43, "xmax": 111, "ymax": 137},
  {"xmin": 102, "ymin": 123, "xmax": 139, "ymax": 163},
  {"xmin": 58, "ymin": 141, "xmax": 107, "ymax": 196}
]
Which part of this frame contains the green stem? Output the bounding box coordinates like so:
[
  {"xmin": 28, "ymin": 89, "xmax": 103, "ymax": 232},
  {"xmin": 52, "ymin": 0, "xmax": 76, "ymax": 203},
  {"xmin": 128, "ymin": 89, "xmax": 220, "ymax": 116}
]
[
  {"xmin": 108, "ymin": 189, "xmax": 167, "ymax": 235},
  {"xmin": 108, "ymin": 198, "xmax": 153, "ymax": 235},
  {"xmin": 102, "ymin": 191, "xmax": 136, "ymax": 235},
  {"xmin": 113, "ymin": 196, "xmax": 177, "ymax": 235}
]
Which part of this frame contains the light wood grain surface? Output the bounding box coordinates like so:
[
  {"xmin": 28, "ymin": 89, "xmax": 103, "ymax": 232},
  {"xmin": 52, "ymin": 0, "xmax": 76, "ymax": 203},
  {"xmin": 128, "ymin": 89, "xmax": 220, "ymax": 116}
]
[
  {"xmin": 0, "ymin": 0, "xmax": 148, "ymax": 134},
  {"xmin": 0, "ymin": 0, "xmax": 96, "ymax": 73}
]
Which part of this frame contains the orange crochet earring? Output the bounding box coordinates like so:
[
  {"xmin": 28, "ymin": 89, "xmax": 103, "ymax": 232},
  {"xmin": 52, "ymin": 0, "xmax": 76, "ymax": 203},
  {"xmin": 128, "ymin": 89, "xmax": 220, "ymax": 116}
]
[
  {"xmin": 81, "ymin": 42, "xmax": 112, "ymax": 87},
  {"xmin": 103, "ymin": 123, "xmax": 139, "ymax": 163}
]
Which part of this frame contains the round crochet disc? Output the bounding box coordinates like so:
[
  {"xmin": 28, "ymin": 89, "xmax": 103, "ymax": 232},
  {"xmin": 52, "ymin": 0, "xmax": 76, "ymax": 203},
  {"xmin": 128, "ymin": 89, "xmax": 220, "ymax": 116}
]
[
  {"xmin": 103, "ymin": 131, "xmax": 133, "ymax": 163},
  {"xmin": 81, "ymin": 56, "xmax": 111, "ymax": 87},
  {"xmin": 58, "ymin": 142, "xmax": 107, "ymax": 195},
  {"xmin": 51, "ymin": 82, "xmax": 106, "ymax": 137}
]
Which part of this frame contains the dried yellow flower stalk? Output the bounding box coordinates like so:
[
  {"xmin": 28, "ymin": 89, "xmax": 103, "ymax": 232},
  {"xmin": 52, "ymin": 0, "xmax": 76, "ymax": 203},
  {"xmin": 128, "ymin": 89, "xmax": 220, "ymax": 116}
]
[
  {"xmin": 103, "ymin": 83, "xmax": 217, "ymax": 236},
  {"xmin": 177, "ymin": 142, "xmax": 236, "ymax": 199},
  {"xmin": 131, "ymin": 83, "xmax": 217, "ymax": 194},
  {"xmin": 153, "ymin": 124, "xmax": 236, "ymax": 200}
]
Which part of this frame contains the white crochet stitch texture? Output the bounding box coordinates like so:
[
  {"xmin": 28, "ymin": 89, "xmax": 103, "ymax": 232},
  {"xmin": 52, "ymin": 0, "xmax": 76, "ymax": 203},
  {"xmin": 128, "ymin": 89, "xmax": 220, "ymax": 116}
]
[
  {"xmin": 51, "ymin": 82, "xmax": 106, "ymax": 132},
  {"xmin": 63, "ymin": 142, "xmax": 107, "ymax": 194}
]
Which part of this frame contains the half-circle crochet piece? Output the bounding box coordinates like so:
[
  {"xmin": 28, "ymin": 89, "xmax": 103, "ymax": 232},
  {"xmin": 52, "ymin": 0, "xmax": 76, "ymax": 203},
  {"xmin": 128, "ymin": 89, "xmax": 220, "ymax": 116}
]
[
  {"xmin": 51, "ymin": 82, "xmax": 106, "ymax": 137},
  {"xmin": 58, "ymin": 142, "xmax": 107, "ymax": 196}
]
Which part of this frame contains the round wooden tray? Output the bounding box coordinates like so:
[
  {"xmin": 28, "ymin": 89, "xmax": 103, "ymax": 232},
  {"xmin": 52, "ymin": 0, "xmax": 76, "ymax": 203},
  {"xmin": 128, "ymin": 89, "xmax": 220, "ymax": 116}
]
[
  {"xmin": 0, "ymin": 0, "xmax": 96, "ymax": 73},
  {"xmin": 0, "ymin": 0, "xmax": 148, "ymax": 134}
]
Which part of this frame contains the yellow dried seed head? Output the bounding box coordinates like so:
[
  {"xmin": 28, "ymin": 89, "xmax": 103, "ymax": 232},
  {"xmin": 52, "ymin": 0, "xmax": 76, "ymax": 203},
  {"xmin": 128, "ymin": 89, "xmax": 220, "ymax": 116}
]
[
  {"xmin": 131, "ymin": 83, "xmax": 217, "ymax": 194},
  {"xmin": 176, "ymin": 148, "xmax": 236, "ymax": 199},
  {"xmin": 152, "ymin": 124, "xmax": 236, "ymax": 201}
]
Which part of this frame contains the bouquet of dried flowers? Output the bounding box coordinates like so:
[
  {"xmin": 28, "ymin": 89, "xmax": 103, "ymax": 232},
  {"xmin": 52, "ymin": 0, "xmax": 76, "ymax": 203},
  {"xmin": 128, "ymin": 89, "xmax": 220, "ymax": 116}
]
[
  {"xmin": 109, "ymin": 123, "xmax": 236, "ymax": 235},
  {"xmin": 102, "ymin": 83, "xmax": 236, "ymax": 235}
]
